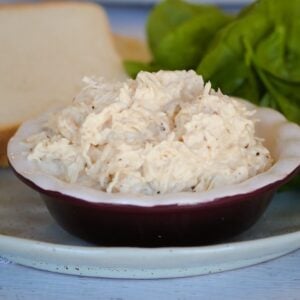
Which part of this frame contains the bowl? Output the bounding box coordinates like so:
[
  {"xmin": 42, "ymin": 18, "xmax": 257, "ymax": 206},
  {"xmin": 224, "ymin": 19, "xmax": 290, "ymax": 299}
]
[{"xmin": 7, "ymin": 102, "xmax": 300, "ymax": 247}]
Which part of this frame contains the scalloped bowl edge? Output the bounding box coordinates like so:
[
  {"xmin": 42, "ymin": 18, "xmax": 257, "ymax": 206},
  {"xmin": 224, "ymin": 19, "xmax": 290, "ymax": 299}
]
[{"xmin": 7, "ymin": 101, "xmax": 300, "ymax": 207}]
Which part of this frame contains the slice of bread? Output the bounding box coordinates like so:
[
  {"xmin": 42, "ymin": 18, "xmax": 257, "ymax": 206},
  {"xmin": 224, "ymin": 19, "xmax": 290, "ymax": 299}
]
[{"xmin": 0, "ymin": 2, "xmax": 127, "ymax": 167}]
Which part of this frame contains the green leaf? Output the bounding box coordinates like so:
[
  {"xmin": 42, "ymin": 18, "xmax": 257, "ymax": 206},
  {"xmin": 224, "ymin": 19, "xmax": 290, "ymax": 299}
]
[
  {"xmin": 147, "ymin": 0, "xmax": 232, "ymax": 70},
  {"xmin": 197, "ymin": 0, "xmax": 300, "ymax": 124},
  {"xmin": 279, "ymin": 175, "xmax": 300, "ymax": 192},
  {"xmin": 252, "ymin": 24, "xmax": 300, "ymax": 123},
  {"xmin": 147, "ymin": 0, "xmax": 229, "ymax": 53},
  {"xmin": 255, "ymin": 69, "xmax": 300, "ymax": 123},
  {"xmin": 254, "ymin": 25, "xmax": 300, "ymax": 83},
  {"xmin": 123, "ymin": 61, "xmax": 161, "ymax": 79},
  {"xmin": 152, "ymin": 9, "xmax": 231, "ymax": 70},
  {"xmin": 196, "ymin": 0, "xmax": 272, "ymax": 100}
]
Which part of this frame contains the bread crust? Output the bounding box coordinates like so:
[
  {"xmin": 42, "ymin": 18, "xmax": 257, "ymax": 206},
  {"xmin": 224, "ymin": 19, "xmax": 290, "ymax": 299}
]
[
  {"xmin": 113, "ymin": 34, "xmax": 151, "ymax": 62},
  {"xmin": 0, "ymin": 124, "xmax": 18, "ymax": 167},
  {"xmin": 0, "ymin": 34, "xmax": 147, "ymax": 168},
  {"xmin": 0, "ymin": 1, "xmax": 105, "ymax": 168},
  {"xmin": 0, "ymin": 1, "xmax": 148, "ymax": 168}
]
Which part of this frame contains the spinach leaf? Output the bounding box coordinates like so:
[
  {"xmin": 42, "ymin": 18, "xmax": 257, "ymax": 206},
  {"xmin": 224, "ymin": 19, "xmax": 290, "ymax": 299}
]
[
  {"xmin": 147, "ymin": 0, "xmax": 230, "ymax": 53},
  {"xmin": 124, "ymin": 61, "xmax": 161, "ymax": 79},
  {"xmin": 151, "ymin": 7, "xmax": 232, "ymax": 70},
  {"xmin": 254, "ymin": 22, "xmax": 300, "ymax": 83},
  {"xmin": 126, "ymin": 0, "xmax": 231, "ymax": 78},
  {"xmin": 252, "ymin": 11, "xmax": 300, "ymax": 123},
  {"xmin": 255, "ymin": 69, "xmax": 300, "ymax": 123},
  {"xmin": 196, "ymin": 1, "xmax": 272, "ymax": 101},
  {"xmin": 126, "ymin": 0, "xmax": 300, "ymax": 125},
  {"xmin": 197, "ymin": 0, "xmax": 300, "ymax": 124}
]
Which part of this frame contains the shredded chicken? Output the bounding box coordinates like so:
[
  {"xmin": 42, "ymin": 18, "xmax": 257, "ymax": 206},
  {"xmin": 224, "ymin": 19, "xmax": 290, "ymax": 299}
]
[{"xmin": 27, "ymin": 70, "xmax": 273, "ymax": 195}]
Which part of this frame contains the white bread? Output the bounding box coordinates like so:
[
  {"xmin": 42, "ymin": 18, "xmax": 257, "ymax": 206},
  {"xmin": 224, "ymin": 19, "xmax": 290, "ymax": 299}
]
[{"xmin": 0, "ymin": 2, "xmax": 128, "ymax": 166}]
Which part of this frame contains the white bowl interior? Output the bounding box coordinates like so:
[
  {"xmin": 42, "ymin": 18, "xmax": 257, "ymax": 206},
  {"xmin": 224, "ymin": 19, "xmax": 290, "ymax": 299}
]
[{"xmin": 7, "ymin": 100, "xmax": 300, "ymax": 207}]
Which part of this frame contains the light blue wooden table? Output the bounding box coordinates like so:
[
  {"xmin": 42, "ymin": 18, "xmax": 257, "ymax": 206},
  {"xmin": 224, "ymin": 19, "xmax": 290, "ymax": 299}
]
[
  {"xmin": 1, "ymin": 249, "xmax": 300, "ymax": 300},
  {"xmin": 0, "ymin": 3, "xmax": 300, "ymax": 300}
]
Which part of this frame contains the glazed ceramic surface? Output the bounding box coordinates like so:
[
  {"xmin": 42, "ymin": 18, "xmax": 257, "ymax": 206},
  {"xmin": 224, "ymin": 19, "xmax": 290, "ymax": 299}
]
[
  {"xmin": 7, "ymin": 100, "xmax": 300, "ymax": 246},
  {"xmin": 12, "ymin": 170, "xmax": 285, "ymax": 246},
  {"xmin": 0, "ymin": 168, "xmax": 300, "ymax": 278}
]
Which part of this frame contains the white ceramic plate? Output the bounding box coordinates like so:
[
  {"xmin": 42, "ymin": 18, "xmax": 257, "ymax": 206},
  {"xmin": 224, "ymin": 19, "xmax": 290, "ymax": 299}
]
[{"xmin": 0, "ymin": 168, "xmax": 300, "ymax": 279}]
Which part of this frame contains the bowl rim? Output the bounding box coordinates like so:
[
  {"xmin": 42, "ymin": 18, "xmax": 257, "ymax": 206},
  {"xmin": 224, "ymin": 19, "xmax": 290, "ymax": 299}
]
[
  {"xmin": 10, "ymin": 162, "xmax": 299, "ymax": 210},
  {"xmin": 7, "ymin": 100, "xmax": 300, "ymax": 207}
]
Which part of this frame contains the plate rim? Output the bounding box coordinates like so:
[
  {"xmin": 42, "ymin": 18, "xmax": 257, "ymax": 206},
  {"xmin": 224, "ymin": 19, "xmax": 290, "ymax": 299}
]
[{"xmin": 1, "ymin": 227, "xmax": 300, "ymax": 279}]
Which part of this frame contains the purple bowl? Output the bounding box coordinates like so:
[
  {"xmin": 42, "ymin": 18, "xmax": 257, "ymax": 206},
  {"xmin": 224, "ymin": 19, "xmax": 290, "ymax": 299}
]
[
  {"xmin": 7, "ymin": 103, "xmax": 300, "ymax": 247},
  {"xmin": 10, "ymin": 164, "xmax": 299, "ymax": 247}
]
